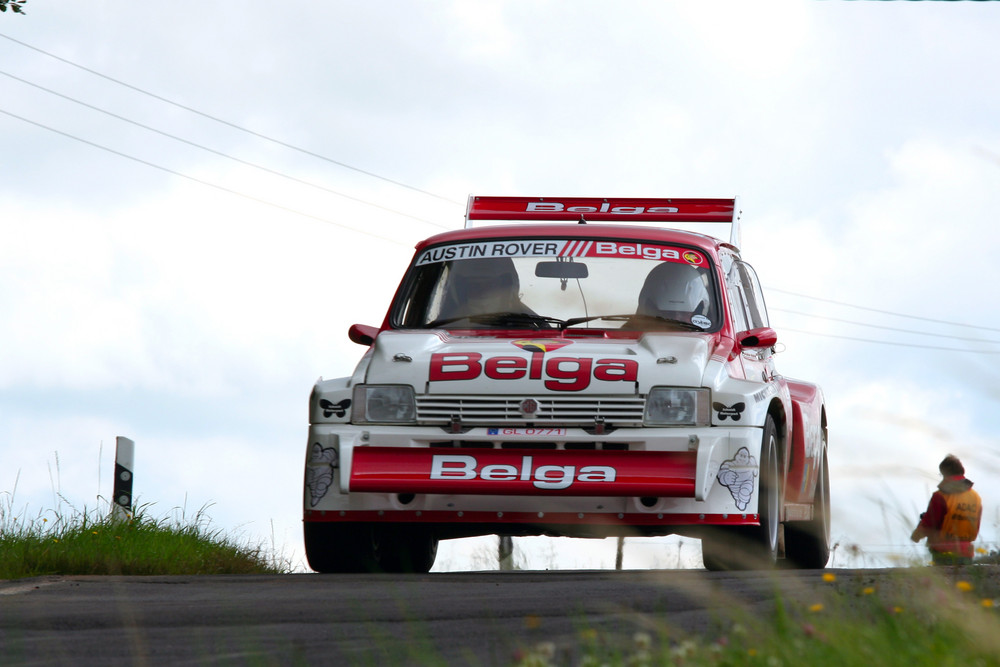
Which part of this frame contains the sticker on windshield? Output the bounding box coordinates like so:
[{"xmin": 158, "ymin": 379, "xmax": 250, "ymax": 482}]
[
  {"xmin": 691, "ymin": 315, "xmax": 711, "ymax": 329},
  {"xmin": 415, "ymin": 240, "xmax": 705, "ymax": 266}
]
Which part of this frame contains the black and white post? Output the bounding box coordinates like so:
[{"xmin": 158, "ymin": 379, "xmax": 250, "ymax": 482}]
[{"xmin": 113, "ymin": 436, "xmax": 135, "ymax": 520}]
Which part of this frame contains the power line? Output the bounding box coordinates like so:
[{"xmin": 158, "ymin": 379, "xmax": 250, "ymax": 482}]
[
  {"xmin": 0, "ymin": 106, "xmax": 413, "ymax": 247},
  {"xmin": 0, "ymin": 68, "xmax": 451, "ymax": 230},
  {"xmin": 780, "ymin": 327, "xmax": 1000, "ymax": 354},
  {"xmin": 768, "ymin": 287, "xmax": 1000, "ymax": 334},
  {"xmin": 771, "ymin": 307, "xmax": 1000, "ymax": 345},
  {"xmin": 0, "ymin": 31, "xmax": 464, "ymax": 207}
]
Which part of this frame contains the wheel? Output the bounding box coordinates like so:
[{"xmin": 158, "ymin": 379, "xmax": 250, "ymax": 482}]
[
  {"xmin": 377, "ymin": 527, "xmax": 439, "ymax": 574},
  {"xmin": 784, "ymin": 444, "xmax": 831, "ymax": 569},
  {"xmin": 304, "ymin": 522, "xmax": 380, "ymax": 573},
  {"xmin": 702, "ymin": 415, "xmax": 781, "ymax": 570}
]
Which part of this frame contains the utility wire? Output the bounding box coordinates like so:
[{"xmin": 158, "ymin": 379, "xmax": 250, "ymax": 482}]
[
  {"xmin": 0, "ymin": 69, "xmax": 451, "ymax": 230},
  {"xmin": 771, "ymin": 307, "xmax": 1000, "ymax": 345},
  {"xmin": 780, "ymin": 327, "xmax": 1000, "ymax": 354},
  {"xmin": 0, "ymin": 106, "xmax": 412, "ymax": 247},
  {"xmin": 0, "ymin": 32, "xmax": 463, "ymax": 207},
  {"xmin": 769, "ymin": 287, "xmax": 1000, "ymax": 334}
]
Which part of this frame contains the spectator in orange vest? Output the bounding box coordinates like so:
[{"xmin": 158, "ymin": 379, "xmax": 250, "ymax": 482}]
[{"xmin": 910, "ymin": 454, "xmax": 982, "ymax": 565}]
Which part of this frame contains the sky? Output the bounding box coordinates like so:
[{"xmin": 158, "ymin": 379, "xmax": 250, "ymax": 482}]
[{"xmin": 2, "ymin": 1, "xmax": 999, "ymax": 571}]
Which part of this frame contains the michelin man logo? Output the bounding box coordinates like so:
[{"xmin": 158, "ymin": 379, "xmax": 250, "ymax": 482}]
[
  {"xmin": 716, "ymin": 447, "xmax": 758, "ymax": 511},
  {"xmin": 306, "ymin": 444, "xmax": 338, "ymax": 507}
]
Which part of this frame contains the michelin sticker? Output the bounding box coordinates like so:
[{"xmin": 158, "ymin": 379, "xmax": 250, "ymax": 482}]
[
  {"xmin": 716, "ymin": 447, "xmax": 758, "ymax": 511},
  {"xmin": 306, "ymin": 444, "xmax": 338, "ymax": 507}
]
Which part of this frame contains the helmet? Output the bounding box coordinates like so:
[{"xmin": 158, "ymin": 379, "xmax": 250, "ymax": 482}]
[
  {"xmin": 636, "ymin": 261, "xmax": 710, "ymax": 321},
  {"xmin": 439, "ymin": 257, "xmax": 522, "ymax": 318}
]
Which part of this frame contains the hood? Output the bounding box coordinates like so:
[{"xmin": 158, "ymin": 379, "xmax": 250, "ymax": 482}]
[{"xmin": 362, "ymin": 331, "xmax": 715, "ymax": 395}]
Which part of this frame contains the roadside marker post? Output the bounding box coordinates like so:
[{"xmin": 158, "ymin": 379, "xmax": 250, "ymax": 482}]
[{"xmin": 113, "ymin": 436, "xmax": 135, "ymax": 520}]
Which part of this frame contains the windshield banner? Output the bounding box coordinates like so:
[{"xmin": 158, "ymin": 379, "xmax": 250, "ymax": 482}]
[{"xmin": 415, "ymin": 240, "xmax": 706, "ymax": 267}]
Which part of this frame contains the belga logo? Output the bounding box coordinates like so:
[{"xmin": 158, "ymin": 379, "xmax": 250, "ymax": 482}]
[
  {"xmin": 429, "ymin": 351, "xmax": 638, "ymax": 391},
  {"xmin": 430, "ymin": 454, "xmax": 617, "ymax": 490}
]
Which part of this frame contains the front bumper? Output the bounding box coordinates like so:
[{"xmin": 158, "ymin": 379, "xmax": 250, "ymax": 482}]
[{"xmin": 304, "ymin": 423, "xmax": 763, "ymax": 533}]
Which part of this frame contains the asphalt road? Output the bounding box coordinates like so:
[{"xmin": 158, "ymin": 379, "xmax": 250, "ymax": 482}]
[{"xmin": 0, "ymin": 568, "xmax": 921, "ymax": 666}]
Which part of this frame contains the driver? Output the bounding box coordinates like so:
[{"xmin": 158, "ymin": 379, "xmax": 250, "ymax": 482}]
[
  {"xmin": 436, "ymin": 257, "xmax": 528, "ymax": 321},
  {"xmin": 635, "ymin": 261, "xmax": 712, "ymax": 325}
]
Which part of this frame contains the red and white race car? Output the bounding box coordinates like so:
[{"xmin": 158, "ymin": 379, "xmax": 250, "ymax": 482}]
[{"xmin": 304, "ymin": 196, "xmax": 830, "ymax": 572}]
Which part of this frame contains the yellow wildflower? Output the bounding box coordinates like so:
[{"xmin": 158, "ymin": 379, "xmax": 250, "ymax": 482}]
[
  {"xmin": 862, "ymin": 587, "xmax": 875, "ymax": 595},
  {"xmin": 957, "ymin": 581, "xmax": 973, "ymax": 593},
  {"xmin": 982, "ymin": 599, "xmax": 995, "ymax": 608},
  {"xmin": 809, "ymin": 603, "xmax": 824, "ymax": 613},
  {"xmin": 822, "ymin": 572, "xmax": 836, "ymax": 582}
]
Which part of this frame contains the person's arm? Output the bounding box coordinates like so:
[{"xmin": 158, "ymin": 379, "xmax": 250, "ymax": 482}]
[{"xmin": 911, "ymin": 492, "xmax": 945, "ymax": 542}]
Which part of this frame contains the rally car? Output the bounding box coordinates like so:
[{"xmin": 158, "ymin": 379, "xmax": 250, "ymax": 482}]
[{"xmin": 304, "ymin": 196, "xmax": 830, "ymax": 572}]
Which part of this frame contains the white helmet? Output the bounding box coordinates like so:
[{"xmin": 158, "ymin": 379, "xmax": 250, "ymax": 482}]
[{"xmin": 636, "ymin": 261, "xmax": 710, "ymax": 320}]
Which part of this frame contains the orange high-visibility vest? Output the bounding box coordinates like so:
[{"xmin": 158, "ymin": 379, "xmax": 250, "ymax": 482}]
[{"xmin": 939, "ymin": 488, "xmax": 982, "ymax": 543}]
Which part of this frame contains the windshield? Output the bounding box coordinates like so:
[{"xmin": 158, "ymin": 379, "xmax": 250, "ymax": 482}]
[{"xmin": 392, "ymin": 238, "xmax": 721, "ymax": 332}]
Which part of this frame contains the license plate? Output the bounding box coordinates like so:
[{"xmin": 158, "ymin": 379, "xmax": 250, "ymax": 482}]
[{"xmin": 486, "ymin": 427, "xmax": 567, "ymax": 437}]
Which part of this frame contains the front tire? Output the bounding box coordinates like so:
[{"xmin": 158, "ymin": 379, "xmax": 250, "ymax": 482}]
[
  {"xmin": 304, "ymin": 522, "xmax": 380, "ymax": 573},
  {"xmin": 304, "ymin": 523, "xmax": 439, "ymax": 574},
  {"xmin": 702, "ymin": 415, "xmax": 781, "ymax": 571},
  {"xmin": 377, "ymin": 527, "xmax": 438, "ymax": 573}
]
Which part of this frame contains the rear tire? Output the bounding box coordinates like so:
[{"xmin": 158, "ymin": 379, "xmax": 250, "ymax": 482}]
[
  {"xmin": 784, "ymin": 444, "xmax": 831, "ymax": 569},
  {"xmin": 702, "ymin": 416, "xmax": 781, "ymax": 571}
]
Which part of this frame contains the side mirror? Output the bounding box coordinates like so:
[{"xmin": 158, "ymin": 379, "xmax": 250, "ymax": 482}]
[
  {"xmin": 739, "ymin": 327, "xmax": 778, "ymax": 349},
  {"xmin": 535, "ymin": 261, "xmax": 589, "ymax": 279},
  {"xmin": 348, "ymin": 323, "xmax": 379, "ymax": 346}
]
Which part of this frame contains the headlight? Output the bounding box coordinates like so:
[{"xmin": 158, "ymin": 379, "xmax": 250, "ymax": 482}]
[
  {"xmin": 352, "ymin": 385, "xmax": 417, "ymax": 424},
  {"xmin": 644, "ymin": 387, "xmax": 710, "ymax": 426}
]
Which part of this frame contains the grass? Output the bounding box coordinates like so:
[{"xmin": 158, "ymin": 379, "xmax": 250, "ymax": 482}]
[
  {"xmin": 0, "ymin": 497, "xmax": 288, "ymax": 579},
  {"xmin": 511, "ymin": 566, "xmax": 1000, "ymax": 666}
]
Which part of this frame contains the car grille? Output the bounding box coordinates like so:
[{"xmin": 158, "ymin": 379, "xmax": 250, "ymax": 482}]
[{"xmin": 415, "ymin": 395, "xmax": 646, "ymax": 426}]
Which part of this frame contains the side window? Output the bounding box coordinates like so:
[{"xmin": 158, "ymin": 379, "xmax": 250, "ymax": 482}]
[
  {"xmin": 726, "ymin": 264, "xmax": 750, "ymax": 332},
  {"xmin": 722, "ymin": 254, "xmax": 750, "ymax": 333},
  {"xmin": 736, "ymin": 261, "xmax": 769, "ymax": 329}
]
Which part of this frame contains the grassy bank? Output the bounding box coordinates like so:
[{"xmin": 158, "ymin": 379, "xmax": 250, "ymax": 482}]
[
  {"xmin": 0, "ymin": 500, "xmax": 287, "ymax": 579},
  {"xmin": 513, "ymin": 566, "xmax": 1000, "ymax": 666}
]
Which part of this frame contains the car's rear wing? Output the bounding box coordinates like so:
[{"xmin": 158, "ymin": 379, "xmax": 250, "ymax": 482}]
[{"xmin": 465, "ymin": 196, "xmax": 742, "ymax": 248}]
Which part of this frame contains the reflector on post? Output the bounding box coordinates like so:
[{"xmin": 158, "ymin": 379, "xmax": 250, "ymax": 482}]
[{"xmin": 113, "ymin": 436, "xmax": 134, "ymax": 520}]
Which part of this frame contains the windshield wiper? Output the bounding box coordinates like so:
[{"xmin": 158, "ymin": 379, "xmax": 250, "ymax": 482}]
[
  {"xmin": 563, "ymin": 313, "xmax": 706, "ymax": 332},
  {"xmin": 426, "ymin": 311, "xmax": 565, "ymax": 329},
  {"xmin": 621, "ymin": 313, "xmax": 706, "ymax": 331},
  {"xmin": 562, "ymin": 313, "xmax": 634, "ymax": 328}
]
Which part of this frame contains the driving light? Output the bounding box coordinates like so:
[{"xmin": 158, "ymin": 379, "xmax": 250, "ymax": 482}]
[
  {"xmin": 352, "ymin": 385, "xmax": 417, "ymax": 424},
  {"xmin": 644, "ymin": 387, "xmax": 710, "ymax": 426}
]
